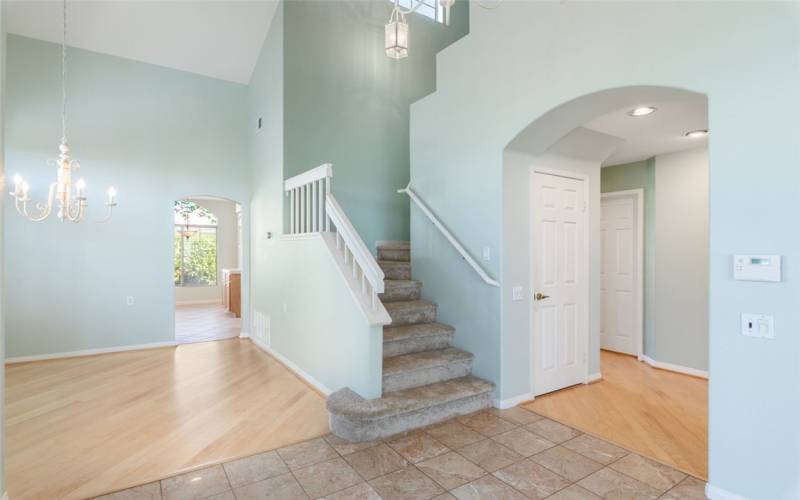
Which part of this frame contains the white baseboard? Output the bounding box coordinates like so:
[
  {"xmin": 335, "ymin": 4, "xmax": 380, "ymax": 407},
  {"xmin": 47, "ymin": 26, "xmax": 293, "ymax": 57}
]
[
  {"xmin": 706, "ymin": 483, "xmax": 749, "ymax": 500},
  {"xmin": 493, "ymin": 393, "xmax": 535, "ymax": 409},
  {"xmin": 247, "ymin": 337, "xmax": 332, "ymax": 396},
  {"xmin": 5, "ymin": 341, "xmax": 177, "ymax": 364},
  {"xmin": 175, "ymin": 299, "xmax": 223, "ymax": 306},
  {"xmin": 239, "ymin": 331, "xmax": 250, "ymax": 339},
  {"xmin": 585, "ymin": 372, "xmax": 602, "ymax": 383},
  {"xmin": 641, "ymin": 355, "xmax": 709, "ymax": 379}
]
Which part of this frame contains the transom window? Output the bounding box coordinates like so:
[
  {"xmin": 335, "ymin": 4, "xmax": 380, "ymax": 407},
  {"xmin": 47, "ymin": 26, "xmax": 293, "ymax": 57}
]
[
  {"xmin": 174, "ymin": 200, "xmax": 218, "ymax": 287},
  {"xmin": 392, "ymin": 0, "xmax": 445, "ymax": 23}
]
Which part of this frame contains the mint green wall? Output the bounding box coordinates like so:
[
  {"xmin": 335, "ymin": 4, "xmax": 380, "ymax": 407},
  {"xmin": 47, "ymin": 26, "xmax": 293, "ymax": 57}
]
[
  {"xmin": 1, "ymin": 2, "xmax": 7, "ymax": 494},
  {"xmin": 4, "ymin": 35, "xmax": 250, "ymax": 358},
  {"xmin": 410, "ymin": 2, "xmax": 800, "ymax": 497},
  {"xmin": 283, "ymin": 0, "xmax": 468, "ymax": 248},
  {"xmin": 601, "ymin": 152, "xmax": 709, "ymax": 373},
  {"xmin": 248, "ymin": 1, "xmax": 468, "ymax": 397},
  {"xmin": 600, "ymin": 159, "xmax": 656, "ymax": 359}
]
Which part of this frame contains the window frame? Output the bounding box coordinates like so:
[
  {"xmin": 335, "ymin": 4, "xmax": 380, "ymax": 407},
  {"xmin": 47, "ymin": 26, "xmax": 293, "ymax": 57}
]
[
  {"xmin": 393, "ymin": 0, "xmax": 445, "ymax": 23},
  {"xmin": 174, "ymin": 223, "xmax": 219, "ymax": 288}
]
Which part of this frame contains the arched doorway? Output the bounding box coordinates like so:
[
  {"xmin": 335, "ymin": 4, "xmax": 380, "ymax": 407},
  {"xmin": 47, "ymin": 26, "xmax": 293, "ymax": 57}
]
[
  {"xmin": 173, "ymin": 195, "xmax": 244, "ymax": 344},
  {"xmin": 501, "ymin": 86, "xmax": 710, "ymax": 479}
]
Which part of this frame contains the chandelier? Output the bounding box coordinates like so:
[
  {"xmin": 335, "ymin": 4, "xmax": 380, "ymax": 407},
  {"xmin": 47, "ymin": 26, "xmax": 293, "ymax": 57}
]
[
  {"xmin": 385, "ymin": 0, "xmax": 504, "ymax": 60},
  {"xmin": 8, "ymin": 0, "xmax": 117, "ymax": 223}
]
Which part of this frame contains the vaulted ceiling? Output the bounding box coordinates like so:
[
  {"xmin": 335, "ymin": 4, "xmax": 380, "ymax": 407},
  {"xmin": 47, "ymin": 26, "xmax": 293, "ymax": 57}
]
[{"xmin": 5, "ymin": 0, "xmax": 279, "ymax": 84}]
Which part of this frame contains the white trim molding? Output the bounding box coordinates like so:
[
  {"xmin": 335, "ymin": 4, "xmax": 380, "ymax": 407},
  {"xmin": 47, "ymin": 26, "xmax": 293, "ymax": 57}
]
[
  {"xmin": 706, "ymin": 483, "xmax": 749, "ymax": 500},
  {"xmin": 5, "ymin": 341, "xmax": 177, "ymax": 364},
  {"xmin": 641, "ymin": 355, "xmax": 709, "ymax": 379},
  {"xmin": 175, "ymin": 299, "xmax": 223, "ymax": 306},
  {"xmin": 493, "ymin": 393, "xmax": 535, "ymax": 410},
  {"xmin": 247, "ymin": 337, "xmax": 332, "ymax": 396},
  {"xmin": 585, "ymin": 372, "xmax": 602, "ymax": 383}
]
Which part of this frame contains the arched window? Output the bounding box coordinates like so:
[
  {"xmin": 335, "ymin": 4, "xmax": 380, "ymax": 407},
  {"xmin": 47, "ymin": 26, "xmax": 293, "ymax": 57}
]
[{"xmin": 174, "ymin": 200, "xmax": 218, "ymax": 287}]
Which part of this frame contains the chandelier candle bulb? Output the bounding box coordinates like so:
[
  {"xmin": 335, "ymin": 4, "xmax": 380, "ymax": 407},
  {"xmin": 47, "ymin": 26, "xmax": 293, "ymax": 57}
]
[
  {"xmin": 76, "ymin": 178, "xmax": 86, "ymax": 198},
  {"xmin": 13, "ymin": 174, "xmax": 23, "ymax": 197}
]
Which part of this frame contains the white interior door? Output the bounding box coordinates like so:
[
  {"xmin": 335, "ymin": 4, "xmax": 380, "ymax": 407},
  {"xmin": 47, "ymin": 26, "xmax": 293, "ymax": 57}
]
[
  {"xmin": 532, "ymin": 171, "xmax": 587, "ymax": 396},
  {"xmin": 600, "ymin": 193, "xmax": 640, "ymax": 356}
]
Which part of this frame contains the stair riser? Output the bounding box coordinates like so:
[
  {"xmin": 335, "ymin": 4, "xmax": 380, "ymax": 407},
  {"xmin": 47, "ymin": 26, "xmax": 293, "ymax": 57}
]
[
  {"xmin": 389, "ymin": 305, "xmax": 436, "ymax": 326},
  {"xmin": 379, "ymin": 283, "xmax": 421, "ymax": 302},
  {"xmin": 383, "ymin": 333, "xmax": 453, "ymax": 358},
  {"xmin": 383, "ymin": 359, "xmax": 472, "ymax": 393},
  {"xmin": 380, "ymin": 263, "xmax": 411, "ymax": 280},
  {"xmin": 378, "ymin": 249, "xmax": 411, "ymax": 262},
  {"xmin": 330, "ymin": 392, "xmax": 492, "ymax": 442}
]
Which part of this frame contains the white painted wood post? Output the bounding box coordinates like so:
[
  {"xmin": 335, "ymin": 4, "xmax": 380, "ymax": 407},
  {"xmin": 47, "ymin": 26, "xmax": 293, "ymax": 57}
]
[{"xmin": 290, "ymin": 189, "xmax": 295, "ymax": 234}]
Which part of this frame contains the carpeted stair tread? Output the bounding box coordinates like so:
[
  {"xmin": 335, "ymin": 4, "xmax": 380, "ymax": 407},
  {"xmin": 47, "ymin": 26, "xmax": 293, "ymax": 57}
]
[
  {"xmin": 327, "ymin": 376, "xmax": 494, "ymax": 420},
  {"xmin": 383, "ymin": 348, "xmax": 473, "ymax": 376}
]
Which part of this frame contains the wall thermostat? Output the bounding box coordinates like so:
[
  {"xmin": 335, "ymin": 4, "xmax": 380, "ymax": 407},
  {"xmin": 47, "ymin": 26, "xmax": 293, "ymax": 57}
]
[{"xmin": 733, "ymin": 255, "xmax": 782, "ymax": 282}]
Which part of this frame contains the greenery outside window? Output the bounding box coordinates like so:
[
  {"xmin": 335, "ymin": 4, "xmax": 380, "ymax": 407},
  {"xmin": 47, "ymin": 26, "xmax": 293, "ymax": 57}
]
[{"xmin": 174, "ymin": 200, "xmax": 218, "ymax": 287}]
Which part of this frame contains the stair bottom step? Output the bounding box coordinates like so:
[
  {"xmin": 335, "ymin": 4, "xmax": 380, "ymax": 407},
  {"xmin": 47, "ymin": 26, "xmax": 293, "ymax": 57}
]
[{"xmin": 327, "ymin": 376, "xmax": 494, "ymax": 442}]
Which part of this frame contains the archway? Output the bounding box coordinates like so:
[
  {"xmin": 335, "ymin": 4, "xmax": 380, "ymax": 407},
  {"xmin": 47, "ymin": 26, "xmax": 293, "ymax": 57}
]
[
  {"xmin": 173, "ymin": 195, "xmax": 245, "ymax": 344},
  {"xmin": 501, "ymin": 86, "xmax": 709, "ymax": 479}
]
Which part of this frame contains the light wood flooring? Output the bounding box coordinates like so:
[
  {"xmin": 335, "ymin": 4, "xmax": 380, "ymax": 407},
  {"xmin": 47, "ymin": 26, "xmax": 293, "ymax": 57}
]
[
  {"xmin": 5, "ymin": 339, "xmax": 331, "ymax": 500},
  {"xmin": 524, "ymin": 350, "xmax": 708, "ymax": 479},
  {"xmin": 175, "ymin": 303, "xmax": 241, "ymax": 344}
]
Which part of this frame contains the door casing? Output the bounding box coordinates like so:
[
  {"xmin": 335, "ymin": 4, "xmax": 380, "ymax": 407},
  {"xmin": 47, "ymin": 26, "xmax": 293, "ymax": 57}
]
[{"xmin": 530, "ymin": 168, "xmax": 590, "ymax": 397}]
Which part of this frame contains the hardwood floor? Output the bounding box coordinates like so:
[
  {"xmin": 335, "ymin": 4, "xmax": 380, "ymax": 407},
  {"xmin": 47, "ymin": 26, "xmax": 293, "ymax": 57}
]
[
  {"xmin": 175, "ymin": 303, "xmax": 241, "ymax": 344},
  {"xmin": 523, "ymin": 350, "xmax": 708, "ymax": 479},
  {"xmin": 5, "ymin": 339, "xmax": 331, "ymax": 500}
]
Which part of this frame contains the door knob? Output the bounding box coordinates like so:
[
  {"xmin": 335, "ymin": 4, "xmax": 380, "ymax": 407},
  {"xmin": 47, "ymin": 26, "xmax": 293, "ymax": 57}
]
[{"xmin": 534, "ymin": 292, "xmax": 550, "ymax": 301}]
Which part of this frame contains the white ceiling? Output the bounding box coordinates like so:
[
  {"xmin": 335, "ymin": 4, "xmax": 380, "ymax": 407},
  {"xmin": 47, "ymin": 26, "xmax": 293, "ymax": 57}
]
[
  {"xmin": 5, "ymin": 0, "xmax": 279, "ymax": 84},
  {"xmin": 583, "ymin": 98, "xmax": 709, "ymax": 166}
]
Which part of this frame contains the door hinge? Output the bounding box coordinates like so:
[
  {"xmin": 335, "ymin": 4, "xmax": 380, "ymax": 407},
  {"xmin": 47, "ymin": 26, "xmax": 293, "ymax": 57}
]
[{"xmin": 583, "ymin": 200, "xmax": 587, "ymax": 212}]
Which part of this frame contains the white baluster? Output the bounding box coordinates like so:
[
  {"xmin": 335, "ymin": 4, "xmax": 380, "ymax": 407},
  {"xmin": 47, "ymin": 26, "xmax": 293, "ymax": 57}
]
[
  {"xmin": 311, "ymin": 181, "xmax": 317, "ymax": 232},
  {"xmin": 318, "ymin": 179, "xmax": 324, "ymax": 232},
  {"xmin": 290, "ymin": 189, "xmax": 295, "ymax": 234},
  {"xmin": 324, "ymin": 177, "xmax": 331, "ymax": 232}
]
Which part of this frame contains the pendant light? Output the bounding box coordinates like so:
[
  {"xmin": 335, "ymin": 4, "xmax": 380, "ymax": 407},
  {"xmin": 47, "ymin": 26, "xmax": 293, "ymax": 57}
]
[{"xmin": 9, "ymin": 0, "xmax": 117, "ymax": 223}]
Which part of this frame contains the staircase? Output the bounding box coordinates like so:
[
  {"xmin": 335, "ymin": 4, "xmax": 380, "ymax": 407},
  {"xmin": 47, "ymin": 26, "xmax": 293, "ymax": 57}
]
[{"xmin": 327, "ymin": 241, "xmax": 494, "ymax": 442}]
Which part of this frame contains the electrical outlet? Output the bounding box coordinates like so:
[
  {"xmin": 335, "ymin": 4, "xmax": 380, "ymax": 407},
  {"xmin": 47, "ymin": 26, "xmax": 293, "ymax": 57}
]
[{"xmin": 126, "ymin": 296, "xmax": 134, "ymax": 306}]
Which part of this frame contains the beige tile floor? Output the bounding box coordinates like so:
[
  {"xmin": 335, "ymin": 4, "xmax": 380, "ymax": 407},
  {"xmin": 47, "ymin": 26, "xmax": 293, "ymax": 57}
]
[
  {"xmin": 93, "ymin": 406, "xmax": 706, "ymax": 500},
  {"xmin": 175, "ymin": 303, "xmax": 241, "ymax": 344}
]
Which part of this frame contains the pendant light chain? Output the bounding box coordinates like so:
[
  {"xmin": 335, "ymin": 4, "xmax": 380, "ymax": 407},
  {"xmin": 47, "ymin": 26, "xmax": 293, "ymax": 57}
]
[{"xmin": 61, "ymin": 0, "xmax": 68, "ymax": 144}]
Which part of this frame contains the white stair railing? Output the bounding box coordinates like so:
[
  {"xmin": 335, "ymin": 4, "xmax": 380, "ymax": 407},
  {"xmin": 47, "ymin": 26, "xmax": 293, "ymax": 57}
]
[
  {"xmin": 399, "ymin": 183, "xmax": 500, "ymax": 287},
  {"xmin": 285, "ymin": 163, "xmax": 332, "ymax": 234},
  {"xmin": 284, "ymin": 164, "xmax": 390, "ymax": 325}
]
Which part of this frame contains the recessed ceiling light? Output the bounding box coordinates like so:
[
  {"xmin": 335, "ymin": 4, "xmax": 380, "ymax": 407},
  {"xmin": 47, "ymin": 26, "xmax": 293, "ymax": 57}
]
[
  {"xmin": 685, "ymin": 129, "xmax": 709, "ymax": 139},
  {"xmin": 628, "ymin": 106, "xmax": 657, "ymax": 117}
]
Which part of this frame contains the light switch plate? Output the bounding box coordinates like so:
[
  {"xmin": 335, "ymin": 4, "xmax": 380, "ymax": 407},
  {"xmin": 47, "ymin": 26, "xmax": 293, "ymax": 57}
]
[
  {"xmin": 511, "ymin": 286, "xmax": 524, "ymax": 301},
  {"xmin": 741, "ymin": 313, "xmax": 774, "ymax": 339},
  {"xmin": 482, "ymin": 247, "xmax": 491, "ymax": 262}
]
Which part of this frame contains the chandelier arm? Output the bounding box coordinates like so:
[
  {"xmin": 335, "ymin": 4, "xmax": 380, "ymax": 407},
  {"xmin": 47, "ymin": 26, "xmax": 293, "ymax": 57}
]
[
  {"xmin": 93, "ymin": 204, "xmax": 115, "ymax": 224},
  {"xmin": 20, "ymin": 183, "xmax": 57, "ymax": 222},
  {"xmin": 65, "ymin": 198, "xmax": 85, "ymax": 223}
]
